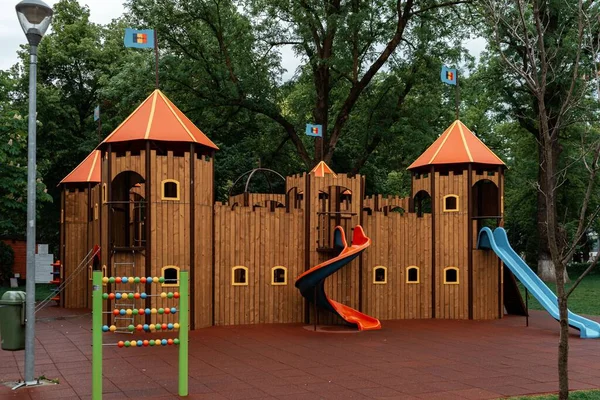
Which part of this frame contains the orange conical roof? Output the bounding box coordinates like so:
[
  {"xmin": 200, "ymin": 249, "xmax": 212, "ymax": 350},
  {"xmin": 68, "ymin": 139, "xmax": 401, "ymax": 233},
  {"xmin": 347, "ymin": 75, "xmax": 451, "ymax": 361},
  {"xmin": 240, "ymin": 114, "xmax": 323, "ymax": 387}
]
[
  {"xmin": 99, "ymin": 90, "xmax": 218, "ymax": 150},
  {"xmin": 60, "ymin": 150, "xmax": 101, "ymax": 184},
  {"xmin": 310, "ymin": 161, "xmax": 337, "ymax": 177},
  {"xmin": 408, "ymin": 120, "xmax": 505, "ymax": 170}
]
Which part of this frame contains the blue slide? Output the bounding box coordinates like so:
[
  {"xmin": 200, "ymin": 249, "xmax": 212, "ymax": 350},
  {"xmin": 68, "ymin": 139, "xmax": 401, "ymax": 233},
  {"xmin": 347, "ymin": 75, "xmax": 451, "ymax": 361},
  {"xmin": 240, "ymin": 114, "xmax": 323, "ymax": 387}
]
[{"xmin": 477, "ymin": 227, "xmax": 600, "ymax": 339}]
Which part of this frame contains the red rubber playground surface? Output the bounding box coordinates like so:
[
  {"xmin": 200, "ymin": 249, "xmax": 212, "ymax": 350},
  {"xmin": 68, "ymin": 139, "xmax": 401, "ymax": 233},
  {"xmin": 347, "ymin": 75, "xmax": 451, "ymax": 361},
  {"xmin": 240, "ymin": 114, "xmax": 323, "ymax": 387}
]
[{"xmin": 1, "ymin": 308, "xmax": 600, "ymax": 399}]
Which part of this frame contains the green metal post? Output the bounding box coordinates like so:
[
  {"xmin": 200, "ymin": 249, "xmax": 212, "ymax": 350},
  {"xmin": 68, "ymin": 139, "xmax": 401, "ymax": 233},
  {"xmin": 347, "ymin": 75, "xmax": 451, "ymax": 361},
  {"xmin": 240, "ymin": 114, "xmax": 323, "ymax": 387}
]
[
  {"xmin": 178, "ymin": 271, "xmax": 189, "ymax": 396},
  {"xmin": 92, "ymin": 271, "xmax": 103, "ymax": 399}
]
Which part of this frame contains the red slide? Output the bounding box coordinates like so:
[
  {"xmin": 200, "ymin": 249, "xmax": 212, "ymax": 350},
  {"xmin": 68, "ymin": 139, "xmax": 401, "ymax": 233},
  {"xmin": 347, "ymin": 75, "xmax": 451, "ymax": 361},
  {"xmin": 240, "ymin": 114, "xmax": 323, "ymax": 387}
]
[{"xmin": 295, "ymin": 226, "xmax": 381, "ymax": 331}]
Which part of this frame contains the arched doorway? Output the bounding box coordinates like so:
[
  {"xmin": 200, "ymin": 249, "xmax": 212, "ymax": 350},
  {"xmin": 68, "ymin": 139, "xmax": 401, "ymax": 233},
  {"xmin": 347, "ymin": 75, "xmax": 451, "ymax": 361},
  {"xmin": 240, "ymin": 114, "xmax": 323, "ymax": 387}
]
[
  {"xmin": 110, "ymin": 171, "xmax": 145, "ymax": 248},
  {"xmin": 472, "ymin": 179, "xmax": 499, "ymax": 230},
  {"xmin": 413, "ymin": 190, "xmax": 431, "ymax": 217}
]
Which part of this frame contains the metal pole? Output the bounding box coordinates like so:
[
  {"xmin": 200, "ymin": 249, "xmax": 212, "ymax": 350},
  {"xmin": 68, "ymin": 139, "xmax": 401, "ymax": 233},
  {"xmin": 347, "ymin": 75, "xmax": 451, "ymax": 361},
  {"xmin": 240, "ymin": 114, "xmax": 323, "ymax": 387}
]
[
  {"xmin": 525, "ymin": 288, "xmax": 529, "ymax": 327},
  {"xmin": 179, "ymin": 271, "xmax": 189, "ymax": 396},
  {"xmin": 313, "ymin": 286, "xmax": 317, "ymax": 332},
  {"xmin": 92, "ymin": 271, "xmax": 103, "ymax": 399},
  {"xmin": 455, "ymin": 73, "xmax": 460, "ymax": 120},
  {"xmin": 24, "ymin": 43, "xmax": 38, "ymax": 385}
]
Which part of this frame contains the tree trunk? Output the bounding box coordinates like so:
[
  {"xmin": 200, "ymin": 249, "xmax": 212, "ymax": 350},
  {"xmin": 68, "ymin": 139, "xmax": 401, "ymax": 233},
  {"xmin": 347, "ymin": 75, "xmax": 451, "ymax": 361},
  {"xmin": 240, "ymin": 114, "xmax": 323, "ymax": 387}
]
[{"xmin": 556, "ymin": 273, "xmax": 570, "ymax": 400}]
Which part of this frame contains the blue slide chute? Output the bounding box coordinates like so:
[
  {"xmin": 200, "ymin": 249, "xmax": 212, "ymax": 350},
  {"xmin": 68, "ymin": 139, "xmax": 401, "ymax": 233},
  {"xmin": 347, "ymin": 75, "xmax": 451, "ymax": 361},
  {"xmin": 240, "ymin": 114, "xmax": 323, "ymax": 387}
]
[{"xmin": 477, "ymin": 227, "xmax": 600, "ymax": 339}]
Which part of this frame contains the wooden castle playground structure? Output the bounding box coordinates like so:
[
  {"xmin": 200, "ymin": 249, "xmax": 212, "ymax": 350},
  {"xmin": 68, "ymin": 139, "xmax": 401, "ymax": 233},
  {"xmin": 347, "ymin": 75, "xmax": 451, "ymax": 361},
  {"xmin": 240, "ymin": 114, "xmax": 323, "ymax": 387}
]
[{"xmin": 59, "ymin": 89, "xmax": 524, "ymax": 331}]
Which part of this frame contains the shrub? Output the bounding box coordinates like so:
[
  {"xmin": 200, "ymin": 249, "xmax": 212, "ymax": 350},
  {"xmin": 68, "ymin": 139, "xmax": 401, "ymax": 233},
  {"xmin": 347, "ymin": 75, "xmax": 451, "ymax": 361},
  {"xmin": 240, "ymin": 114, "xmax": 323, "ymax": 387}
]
[{"xmin": 0, "ymin": 242, "xmax": 14, "ymax": 285}]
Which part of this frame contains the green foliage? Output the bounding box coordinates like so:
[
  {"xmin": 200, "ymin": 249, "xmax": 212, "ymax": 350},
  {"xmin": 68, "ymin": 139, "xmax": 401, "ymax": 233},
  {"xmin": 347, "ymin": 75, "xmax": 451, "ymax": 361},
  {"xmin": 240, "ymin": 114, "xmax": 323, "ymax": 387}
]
[{"xmin": 0, "ymin": 242, "xmax": 14, "ymax": 285}]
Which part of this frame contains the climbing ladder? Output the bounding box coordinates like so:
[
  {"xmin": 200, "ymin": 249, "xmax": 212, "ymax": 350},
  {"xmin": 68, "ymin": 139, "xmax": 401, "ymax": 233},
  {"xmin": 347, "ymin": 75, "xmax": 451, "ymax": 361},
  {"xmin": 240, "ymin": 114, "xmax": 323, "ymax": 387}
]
[{"xmin": 112, "ymin": 251, "xmax": 136, "ymax": 331}]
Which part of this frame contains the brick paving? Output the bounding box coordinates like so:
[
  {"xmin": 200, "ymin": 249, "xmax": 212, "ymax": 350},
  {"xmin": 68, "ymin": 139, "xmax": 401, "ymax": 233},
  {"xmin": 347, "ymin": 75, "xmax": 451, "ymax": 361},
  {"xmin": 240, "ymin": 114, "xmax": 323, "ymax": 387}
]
[{"xmin": 1, "ymin": 308, "xmax": 599, "ymax": 399}]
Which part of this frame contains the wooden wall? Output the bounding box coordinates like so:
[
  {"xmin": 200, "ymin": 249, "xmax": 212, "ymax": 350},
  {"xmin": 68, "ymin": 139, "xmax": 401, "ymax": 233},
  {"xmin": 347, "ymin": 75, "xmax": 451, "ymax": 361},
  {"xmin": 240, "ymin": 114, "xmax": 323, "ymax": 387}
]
[
  {"xmin": 228, "ymin": 193, "xmax": 286, "ymax": 208},
  {"xmin": 361, "ymin": 212, "xmax": 432, "ymax": 320},
  {"xmin": 434, "ymin": 170, "xmax": 469, "ymax": 319},
  {"xmin": 62, "ymin": 188, "xmax": 89, "ymax": 308},
  {"xmin": 213, "ymin": 206, "xmax": 304, "ymax": 325},
  {"xmin": 473, "ymin": 248, "xmax": 501, "ymax": 319},
  {"xmin": 363, "ymin": 195, "xmax": 410, "ymax": 213},
  {"xmin": 194, "ymin": 154, "xmax": 213, "ymax": 328}
]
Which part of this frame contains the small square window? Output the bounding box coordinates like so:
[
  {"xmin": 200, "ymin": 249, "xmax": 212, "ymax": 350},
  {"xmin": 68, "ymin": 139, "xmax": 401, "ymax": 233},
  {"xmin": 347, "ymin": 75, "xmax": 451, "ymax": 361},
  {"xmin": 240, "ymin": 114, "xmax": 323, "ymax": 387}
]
[
  {"xmin": 232, "ymin": 267, "xmax": 248, "ymax": 286},
  {"xmin": 271, "ymin": 267, "xmax": 287, "ymax": 285},
  {"xmin": 443, "ymin": 195, "xmax": 459, "ymax": 212},
  {"xmin": 444, "ymin": 267, "xmax": 459, "ymax": 284},
  {"xmin": 373, "ymin": 267, "xmax": 387, "ymax": 284},
  {"xmin": 407, "ymin": 267, "xmax": 419, "ymax": 283},
  {"xmin": 161, "ymin": 180, "xmax": 180, "ymax": 200}
]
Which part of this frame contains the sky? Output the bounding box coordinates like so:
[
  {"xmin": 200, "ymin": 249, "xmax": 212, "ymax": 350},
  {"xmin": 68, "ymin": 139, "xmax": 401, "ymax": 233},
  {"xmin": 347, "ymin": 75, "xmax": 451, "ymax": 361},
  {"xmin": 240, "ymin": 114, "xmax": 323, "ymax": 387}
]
[{"xmin": 0, "ymin": 0, "xmax": 485, "ymax": 78}]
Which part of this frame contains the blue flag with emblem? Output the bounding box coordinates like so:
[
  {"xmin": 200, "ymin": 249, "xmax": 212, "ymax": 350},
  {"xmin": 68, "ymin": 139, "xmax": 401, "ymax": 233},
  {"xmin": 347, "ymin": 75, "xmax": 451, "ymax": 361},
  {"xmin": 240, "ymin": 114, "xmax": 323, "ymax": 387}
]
[
  {"xmin": 441, "ymin": 65, "xmax": 457, "ymax": 85},
  {"xmin": 305, "ymin": 124, "xmax": 322, "ymax": 137},
  {"xmin": 124, "ymin": 28, "xmax": 155, "ymax": 49},
  {"xmin": 93, "ymin": 105, "xmax": 100, "ymax": 122}
]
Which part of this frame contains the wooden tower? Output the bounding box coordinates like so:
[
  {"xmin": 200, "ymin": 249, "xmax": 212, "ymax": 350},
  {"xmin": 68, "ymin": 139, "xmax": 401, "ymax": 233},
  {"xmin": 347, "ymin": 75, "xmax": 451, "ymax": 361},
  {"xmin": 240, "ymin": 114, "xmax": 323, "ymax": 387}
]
[{"xmin": 408, "ymin": 120, "xmax": 506, "ymax": 320}]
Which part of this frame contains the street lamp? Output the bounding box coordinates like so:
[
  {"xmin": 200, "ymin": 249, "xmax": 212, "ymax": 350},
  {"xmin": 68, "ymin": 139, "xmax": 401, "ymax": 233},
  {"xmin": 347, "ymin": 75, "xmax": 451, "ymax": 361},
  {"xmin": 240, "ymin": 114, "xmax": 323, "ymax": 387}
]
[{"xmin": 15, "ymin": 0, "xmax": 53, "ymax": 387}]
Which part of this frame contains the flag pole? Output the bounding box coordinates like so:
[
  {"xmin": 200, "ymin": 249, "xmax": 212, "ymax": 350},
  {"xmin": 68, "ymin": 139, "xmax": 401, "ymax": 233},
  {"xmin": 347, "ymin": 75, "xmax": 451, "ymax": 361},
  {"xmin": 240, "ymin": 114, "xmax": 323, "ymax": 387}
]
[
  {"xmin": 455, "ymin": 72, "xmax": 460, "ymax": 120},
  {"xmin": 97, "ymin": 114, "xmax": 102, "ymax": 141},
  {"xmin": 154, "ymin": 29, "xmax": 159, "ymax": 89}
]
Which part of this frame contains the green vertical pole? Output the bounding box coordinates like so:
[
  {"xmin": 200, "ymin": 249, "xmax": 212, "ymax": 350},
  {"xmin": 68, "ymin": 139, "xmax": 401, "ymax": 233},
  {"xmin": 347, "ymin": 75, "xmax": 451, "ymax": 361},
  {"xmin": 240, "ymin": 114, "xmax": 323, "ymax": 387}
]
[
  {"xmin": 178, "ymin": 271, "xmax": 189, "ymax": 396},
  {"xmin": 92, "ymin": 271, "xmax": 103, "ymax": 400}
]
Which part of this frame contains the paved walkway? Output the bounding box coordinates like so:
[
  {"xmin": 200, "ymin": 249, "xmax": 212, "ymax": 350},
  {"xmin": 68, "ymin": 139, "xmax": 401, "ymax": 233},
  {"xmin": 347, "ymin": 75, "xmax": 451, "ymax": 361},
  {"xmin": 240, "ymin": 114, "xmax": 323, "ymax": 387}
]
[{"xmin": 1, "ymin": 308, "xmax": 599, "ymax": 399}]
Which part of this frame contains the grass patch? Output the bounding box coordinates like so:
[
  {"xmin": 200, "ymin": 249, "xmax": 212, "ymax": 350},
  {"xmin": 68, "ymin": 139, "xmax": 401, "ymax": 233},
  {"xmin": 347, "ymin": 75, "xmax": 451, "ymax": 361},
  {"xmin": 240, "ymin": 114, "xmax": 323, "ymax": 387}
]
[
  {"xmin": 517, "ymin": 274, "xmax": 600, "ymax": 316},
  {"xmin": 0, "ymin": 284, "xmax": 55, "ymax": 302},
  {"xmin": 508, "ymin": 389, "xmax": 600, "ymax": 399}
]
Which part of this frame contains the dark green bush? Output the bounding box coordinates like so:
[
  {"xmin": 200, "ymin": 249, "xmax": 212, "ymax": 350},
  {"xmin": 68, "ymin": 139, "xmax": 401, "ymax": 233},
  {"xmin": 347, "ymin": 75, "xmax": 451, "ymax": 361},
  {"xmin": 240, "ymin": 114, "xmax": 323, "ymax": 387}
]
[{"xmin": 0, "ymin": 242, "xmax": 14, "ymax": 285}]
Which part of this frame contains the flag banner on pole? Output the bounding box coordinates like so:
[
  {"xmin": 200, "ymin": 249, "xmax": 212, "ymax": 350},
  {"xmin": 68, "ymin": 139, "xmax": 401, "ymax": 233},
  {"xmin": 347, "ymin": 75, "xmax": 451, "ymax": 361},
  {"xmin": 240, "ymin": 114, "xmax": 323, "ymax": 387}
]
[
  {"xmin": 93, "ymin": 105, "xmax": 100, "ymax": 122},
  {"xmin": 441, "ymin": 65, "xmax": 457, "ymax": 85},
  {"xmin": 124, "ymin": 28, "xmax": 155, "ymax": 48},
  {"xmin": 305, "ymin": 124, "xmax": 322, "ymax": 137}
]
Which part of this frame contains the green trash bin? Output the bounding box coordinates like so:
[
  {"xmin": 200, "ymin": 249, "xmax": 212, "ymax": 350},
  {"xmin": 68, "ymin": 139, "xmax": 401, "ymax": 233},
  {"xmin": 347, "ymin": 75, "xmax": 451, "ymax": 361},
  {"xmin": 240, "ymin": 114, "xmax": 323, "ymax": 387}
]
[{"xmin": 0, "ymin": 291, "xmax": 26, "ymax": 351}]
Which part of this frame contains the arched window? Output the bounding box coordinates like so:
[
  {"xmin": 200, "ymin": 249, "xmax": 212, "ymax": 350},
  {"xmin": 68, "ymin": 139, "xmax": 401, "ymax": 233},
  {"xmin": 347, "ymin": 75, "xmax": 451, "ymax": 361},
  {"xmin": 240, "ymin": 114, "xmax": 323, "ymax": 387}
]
[
  {"xmin": 232, "ymin": 266, "xmax": 248, "ymax": 286},
  {"xmin": 161, "ymin": 266, "xmax": 180, "ymax": 287},
  {"xmin": 443, "ymin": 195, "xmax": 459, "ymax": 212},
  {"xmin": 161, "ymin": 179, "xmax": 180, "ymax": 201},
  {"xmin": 271, "ymin": 266, "xmax": 287, "ymax": 285},
  {"xmin": 406, "ymin": 266, "xmax": 419, "ymax": 284},
  {"xmin": 94, "ymin": 203, "xmax": 99, "ymax": 220},
  {"xmin": 373, "ymin": 266, "xmax": 387, "ymax": 284},
  {"xmin": 444, "ymin": 267, "xmax": 459, "ymax": 284},
  {"xmin": 414, "ymin": 190, "xmax": 431, "ymax": 217}
]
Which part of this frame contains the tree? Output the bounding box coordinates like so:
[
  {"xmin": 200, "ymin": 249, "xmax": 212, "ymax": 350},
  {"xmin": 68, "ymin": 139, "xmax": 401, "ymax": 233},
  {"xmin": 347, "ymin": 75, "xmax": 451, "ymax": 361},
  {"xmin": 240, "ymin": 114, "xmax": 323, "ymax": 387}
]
[
  {"xmin": 480, "ymin": 1, "xmax": 600, "ymax": 398},
  {"xmin": 127, "ymin": 0, "xmax": 471, "ymax": 169},
  {"xmin": 0, "ymin": 70, "xmax": 52, "ymax": 237}
]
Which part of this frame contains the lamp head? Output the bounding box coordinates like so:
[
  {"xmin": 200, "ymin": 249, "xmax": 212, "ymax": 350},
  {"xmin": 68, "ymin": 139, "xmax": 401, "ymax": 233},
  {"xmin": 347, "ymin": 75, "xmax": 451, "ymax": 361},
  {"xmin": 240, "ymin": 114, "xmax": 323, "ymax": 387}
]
[{"xmin": 15, "ymin": 0, "xmax": 53, "ymax": 46}]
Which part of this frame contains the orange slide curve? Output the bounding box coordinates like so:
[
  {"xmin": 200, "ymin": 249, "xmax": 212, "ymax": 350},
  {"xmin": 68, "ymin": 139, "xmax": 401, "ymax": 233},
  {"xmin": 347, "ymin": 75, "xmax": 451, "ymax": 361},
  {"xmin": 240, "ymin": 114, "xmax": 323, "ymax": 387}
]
[{"xmin": 295, "ymin": 225, "xmax": 381, "ymax": 331}]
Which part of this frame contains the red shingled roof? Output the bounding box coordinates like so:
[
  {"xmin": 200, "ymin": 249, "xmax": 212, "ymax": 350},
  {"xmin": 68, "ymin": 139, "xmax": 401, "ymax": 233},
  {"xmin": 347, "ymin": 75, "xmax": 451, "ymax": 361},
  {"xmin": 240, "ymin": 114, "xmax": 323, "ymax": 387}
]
[
  {"xmin": 99, "ymin": 89, "xmax": 218, "ymax": 150},
  {"xmin": 408, "ymin": 120, "xmax": 505, "ymax": 170},
  {"xmin": 60, "ymin": 150, "xmax": 101, "ymax": 184}
]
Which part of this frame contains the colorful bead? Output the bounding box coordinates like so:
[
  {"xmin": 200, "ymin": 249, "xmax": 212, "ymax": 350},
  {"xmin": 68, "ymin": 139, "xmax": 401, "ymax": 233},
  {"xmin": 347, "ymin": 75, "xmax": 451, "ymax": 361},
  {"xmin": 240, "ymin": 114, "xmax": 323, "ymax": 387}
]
[
  {"xmin": 134, "ymin": 277, "xmax": 141, "ymax": 284},
  {"xmin": 167, "ymin": 339, "xmax": 174, "ymax": 345},
  {"xmin": 126, "ymin": 309, "xmax": 133, "ymax": 316},
  {"xmin": 128, "ymin": 325, "xmax": 135, "ymax": 332},
  {"xmin": 158, "ymin": 277, "xmax": 165, "ymax": 283},
  {"xmin": 149, "ymin": 324, "xmax": 156, "ymax": 331},
  {"xmin": 136, "ymin": 324, "xmax": 143, "ymax": 331},
  {"xmin": 161, "ymin": 339, "xmax": 167, "ymax": 346},
  {"xmin": 124, "ymin": 341, "xmax": 131, "ymax": 347},
  {"xmin": 128, "ymin": 277, "xmax": 134, "ymax": 283},
  {"xmin": 170, "ymin": 307, "xmax": 177, "ymax": 314},
  {"xmin": 173, "ymin": 292, "xmax": 180, "ymax": 299},
  {"xmin": 143, "ymin": 340, "xmax": 149, "ymax": 347},
  {"xmin": 167, "ymin": 323, "xmax": 173, "ymax": 330},
  {"xmin": 149, "ymin": 339, "xmax": 155, "ymax": 346},
  {"xmin": 102, "ymin": 293, "xmax": 108, "ymax": 300},
  {"xmin": 115, "ymin": 293, "xmax": 122, "ymax": 300},
  {"xmin": 119, "ymin": 309, "xmax": 126, "ymax": 315},
  {"xmin": 145, "ymin": 308, "xmax": 151, "ymax": 315},
  {"xmin": 143, "ymin": 324, "xmax": 149, "ymax": 332},
  {"xmin": 173, "ymin": 323, "xmax": 180, "ymax": 330},
  {"xmin": 113, "ymin": 309, "xmax": 120, "ymax": 316},
  {"xmin": 158, "ymin": 308, "xmax": 164, "ymax": 314},
  {"xmin": 102, "ymin": 277, "xmax": 109, "ymax": 284},
  {"xmin": 160, "ymin": 292, "xmax": 167, "ymax": 299},
  {"xmin": 138, "ymin": 308, "xmax": 145, "ymax": 315},
  {"xmin": 140, "ymin": 293, "xmax": 147, "ymax": 299},
  {"xmin": 109, "ymin": 277, "xmax": 115, "ymax": 284},
  {"xmin": 161, "ymin": 323, "xmax": 167, "ymax": 330},
  {"xmin": 147, "ymin": 277, "xmax": 153, "ymax": 284},
  {"xmin": 137, "ymin": 340, "xmax": 143, "ymax": 347},
  {"xmin": 122, "ymin": 277, "xmax": 128, "ymax": 284},
  {"xmin": 117, "ymin": 341, "xmax": 124, "ymax": 348},
  {"xmin": 154, "ymin": 339, "xmax": 161, "ymax": 346},
  {"xmin": 108, "ymin": 293, "xmax": 115, "ymax": 300},
  {"xmin": 102, "ymin": 325, "xmax": 109, "ymax": 332},
  {"xmin": 134, "ymin": 293, "xmax": 140, "ymax": 299},
  {"xmin": 115, "ymin": 277, "xmax": 121, "ymax": 283},
  {"xmin": 167, "ymin": 292, "xmax": 174, "ymax": 299},
  {"xmin": 140, "ymin": 277, "xmax": 147, "ymax": 284},
  {"xmin": 152, "ymin": 277, "xmax": 159, "ymax": 283},
  {"xmin": 151, "ymin": 308, "xmax": 157, "ymax": 314},
  {"xmin": 110, "ymin": 325, "xmax": 117, "ymax": 332},
  {"xmin": 173, "ymin": 338, "xmax": 180, "ymax": 345},
  {"xmin": 164, "ymin": 308, "xmax": 171, "ymax": 314}
]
